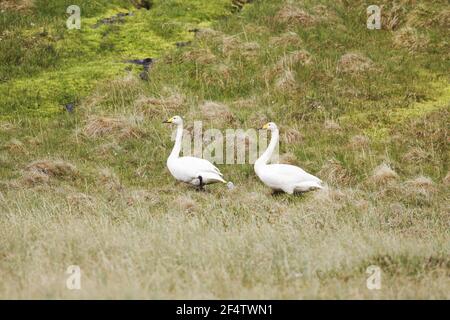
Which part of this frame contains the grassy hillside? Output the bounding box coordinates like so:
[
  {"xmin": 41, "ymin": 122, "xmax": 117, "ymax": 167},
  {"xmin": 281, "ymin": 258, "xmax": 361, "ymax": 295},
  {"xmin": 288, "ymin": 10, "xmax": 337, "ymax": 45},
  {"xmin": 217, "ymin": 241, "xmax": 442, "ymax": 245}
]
[{"xmin": 0, "ymin": 0, "xmax": 449, "ymax": 299}]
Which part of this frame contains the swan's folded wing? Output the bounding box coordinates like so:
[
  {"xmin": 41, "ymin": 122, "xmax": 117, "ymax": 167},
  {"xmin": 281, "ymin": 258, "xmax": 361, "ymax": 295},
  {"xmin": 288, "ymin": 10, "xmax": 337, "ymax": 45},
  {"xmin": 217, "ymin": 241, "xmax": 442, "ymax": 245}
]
[
  {"xmin": 178, "ymin": 157, "xmax": 223, "ymax": 177},
  {"xmin": 268, "ymin": 164, "xmax": 322, "ymax": 184}
]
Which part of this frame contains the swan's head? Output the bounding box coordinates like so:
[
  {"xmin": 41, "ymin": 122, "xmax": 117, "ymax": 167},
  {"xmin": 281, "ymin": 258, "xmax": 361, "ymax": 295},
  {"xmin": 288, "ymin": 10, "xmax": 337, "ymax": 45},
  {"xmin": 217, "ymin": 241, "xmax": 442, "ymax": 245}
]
[
  {"xmin": 261, "ymin": 122, "xmax": 278, "ymax": 131},
  {"xmin": 163, "ymin": 115, "xmax": 183, "ymax": 125}
]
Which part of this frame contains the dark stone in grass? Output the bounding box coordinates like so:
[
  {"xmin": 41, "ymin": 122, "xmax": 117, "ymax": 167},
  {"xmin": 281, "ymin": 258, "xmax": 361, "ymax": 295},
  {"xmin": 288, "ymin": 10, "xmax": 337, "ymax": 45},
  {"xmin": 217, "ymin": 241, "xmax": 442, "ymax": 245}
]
[
  {"xmin": 133, "ymin": 0, "xmax": 153, "ymax": 10},
  {"xmin": 64, "ymin": 103, "xmax": 75, "ymax": 113},
  {"xmin": 175, "ymin": 41, "xmax": 192, "ymax": 48},
  {"xmin": 92, "ymin": 12, "xmax": 133, "ymax": 29}
]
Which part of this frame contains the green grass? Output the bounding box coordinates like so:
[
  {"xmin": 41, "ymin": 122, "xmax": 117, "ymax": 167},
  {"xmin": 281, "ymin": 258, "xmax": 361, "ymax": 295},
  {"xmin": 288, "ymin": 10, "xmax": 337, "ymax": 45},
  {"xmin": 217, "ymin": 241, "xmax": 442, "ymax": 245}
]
[{"xmin": 0, "ymin": 0, "xmax": 449, "ymax": 299}]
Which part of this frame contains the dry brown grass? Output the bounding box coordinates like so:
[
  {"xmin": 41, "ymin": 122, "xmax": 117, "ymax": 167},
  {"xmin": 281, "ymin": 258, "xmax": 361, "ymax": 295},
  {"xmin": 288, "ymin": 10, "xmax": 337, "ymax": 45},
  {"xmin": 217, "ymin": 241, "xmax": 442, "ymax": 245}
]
[
  {"xmin": 82, "ymin": 116, "xmax": 143, "ymax": 139},
  {"xmin": 175, "ymin": 195, "xmax": 197, "ymax": 213},
  {"xmin": 400, "ymin": 176, "xmax": 437, "ymax": 204},
  {"xmin": 3, "ymin": 138, "xmax": 26, "ymax": 154},
  {"xmin": 239, "ymin": 41, "xmax": 260, "ymax": 58},
  {"xmin": 381, "ymin": 3, "xmax": 407, "ymax": 30},
  {"xmin": 278, "ymin": 152, "xmax": 298, "ymax": 165},
  {"xmin": 281, "ymin": 127, "xmax": 303, "ymax": 144},
  {"xmin": 219, "ymin": 36, "xmax": 260, "ymax": 58},
  {"xmin": 337, "ymin": 53, "xmax": 374, "ymax": 74},
  {"xmin": 405, "ymin": 176, "xmax": 435, "ymax": 190},
  {"xmin": 275, "ymin": 50, "xmax": 313, "ymax": 70},
  {"xmin": 275, "ymin": 69, "xmax": 297, "ymax": 92},
  {"xmin": 0, "ymin": 0, "xmax": 449, "ymax": 301},
  {"xmin": 182, "ymin": 48, "xmax": 216, "ymax": 64},
  {"xmin": 221, "ymin": 35, "xmax": 242, "ymax": 56},
  {"xmin": 319, "ymin": 158, "xmax": 353, "ymax": 186},
  {"xmin": 98, "ymin": 168, "xmax": 122, "ymax": 192},
  {"xmin": 443, "ymin": 172, "xmax": 450, "ymax": 185},
  {"xmin": 194, "ymin": 28, "xmax": 223, "ymax": 41},
  {"xmin": 393, "ymin": 27, "xmax": 429, "ymax": 52},
  {"xmin": 269, "ymin": 32, "xmax": 302, "ymax": 47},
  {"xmin": 66, "ymin": 192, "xmax": 95, "ymax": 209},
  {"xmin": 23, "ymin": 159, "xmax": 78, "ymax": 185},
  {"xmin": 213, "ymin": 63, "xmax": 231, "ymax": 80},
  {"xmin": 22, "ymin": 170, "xmax": 50, "ymax": 185},
  {"xmin": 324, "ymin": 119, "xmax": 342, "ymax": 131},
  {"xmin": 26, "ymin": 159, "xmax": 78, "ymax": 178},
  {"xmin": 402, "ymin": 147, "xmax": 430, "ymax": 163},
  {"xmin": 0, "ymin": 121, "xmax": 16, "ymax": 132},
  {"xmin": 231, "ymin": 97, "xmax": 258, "ymax": 109},
  {"xmin": 348, "ymin": 135, "xmax": 370, "ymax": 149},
  {"xmin": 199, "ymin": 101, "xmax": 235, "ymax": 123},
  {"xmin": 274, "ymin": 5, "xmax": 316, "ymax": 27},
  {"xmin": 243, "ymin": 24, "xmax": 270, "ymax": 35},
  {"xmin": 268, "ymin": 50, "xmax": 312, "ymax": 89},
  {"xmin": 369, "ymin": 163, "xmax": 399, "ymax": 185},
  {"xmin": 126, "ymin": 189, "xmax": 158, "ymax": 206},
  {"xmin": 134, "ymin": 91, "xmax": 184, "ymax": 116},
  {"xmin": 95, "ymin": 141, "xmax": 123, "ymax": 158},
  {"xmin": 312, "ymin": 4, "xmax": 340, "ymax": 24},
  {"xmin": 0, "ymin": 0, "xmax": 33, "ymax": 10},
  {"xmin": 435, "ymin": 9, "xmax": 450, "ymax": 28}
]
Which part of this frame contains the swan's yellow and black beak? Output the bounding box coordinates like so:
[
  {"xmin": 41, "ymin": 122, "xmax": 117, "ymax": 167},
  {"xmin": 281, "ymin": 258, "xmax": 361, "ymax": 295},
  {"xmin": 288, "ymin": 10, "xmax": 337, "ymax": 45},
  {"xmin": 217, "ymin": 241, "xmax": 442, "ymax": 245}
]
[
  {"xmin": 261, "ymin": 123, "xmax": 270, "ymax": 130},
  {"xmin": 163, "ymin": 117, "xmax": 173, "ymax": 123}
]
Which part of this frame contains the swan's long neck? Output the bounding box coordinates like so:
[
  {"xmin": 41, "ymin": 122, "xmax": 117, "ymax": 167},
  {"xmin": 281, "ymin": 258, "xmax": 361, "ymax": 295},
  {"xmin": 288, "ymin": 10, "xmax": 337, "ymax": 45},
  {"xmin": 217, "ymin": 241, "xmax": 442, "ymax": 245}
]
[
  {"xmin": 256, "ymin": 129, "xmax": 279, "ymax": 166},
  {"xmin": 169, "ymin": 123, "xmax": 183, "ymax": 159}
]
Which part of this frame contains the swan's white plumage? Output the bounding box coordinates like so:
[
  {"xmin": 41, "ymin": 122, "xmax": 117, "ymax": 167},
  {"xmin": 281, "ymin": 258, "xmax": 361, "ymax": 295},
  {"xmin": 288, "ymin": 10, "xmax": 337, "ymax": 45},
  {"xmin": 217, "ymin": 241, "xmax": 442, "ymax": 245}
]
[
  {"xmin": 255, "ymin": 122, "xmax": 323, "ymax": 194},
  {"xmin": 165, "ymin": 116, "xmax": 226, "ymax": 187},
  {"xmin": 167, "ymin": 156, "xmax": 225, "ymax": 185}
]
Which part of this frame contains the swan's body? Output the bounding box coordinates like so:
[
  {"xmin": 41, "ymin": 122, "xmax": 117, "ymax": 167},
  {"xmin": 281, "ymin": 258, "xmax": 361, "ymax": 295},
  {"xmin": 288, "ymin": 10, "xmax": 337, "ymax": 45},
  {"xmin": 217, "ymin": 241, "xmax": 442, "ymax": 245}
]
[
  {"xmin": 164, "ymin": 116, "xmax": 226, "ymax": 188},
  {"xmin": 255, "ymin": 122, "xmax": 323, "ymax": 194}
]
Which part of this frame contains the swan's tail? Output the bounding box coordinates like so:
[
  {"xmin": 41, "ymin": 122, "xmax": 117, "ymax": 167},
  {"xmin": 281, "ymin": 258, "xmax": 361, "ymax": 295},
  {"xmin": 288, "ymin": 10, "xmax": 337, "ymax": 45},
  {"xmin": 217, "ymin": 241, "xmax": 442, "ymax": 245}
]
[
  {"xmin": 294, "ymin": 181, "xmax": 323, "ymax": 192},
  {"xmin": 200, "ymin": 171, "xmax": 226, "ymax": 184}
]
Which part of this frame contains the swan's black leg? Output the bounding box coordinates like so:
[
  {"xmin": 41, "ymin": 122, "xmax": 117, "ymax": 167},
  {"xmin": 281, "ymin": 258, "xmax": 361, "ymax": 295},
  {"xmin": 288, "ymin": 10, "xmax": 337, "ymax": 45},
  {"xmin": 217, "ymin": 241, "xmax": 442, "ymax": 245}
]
[
  {"xmin": 271, "ymin": 189, "xmax": 283, "ymax": 196},
  {"xmin": 197, "ymin": 175, "xmax": 205, "ymax": 191}
]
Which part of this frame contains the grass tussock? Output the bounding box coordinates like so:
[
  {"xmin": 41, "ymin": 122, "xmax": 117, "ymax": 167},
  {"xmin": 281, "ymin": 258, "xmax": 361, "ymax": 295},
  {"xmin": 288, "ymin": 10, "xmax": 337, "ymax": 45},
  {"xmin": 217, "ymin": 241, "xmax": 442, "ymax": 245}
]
[
  {"xmin": 199, "ymin": 101, "xmax": 235, "ymax": 124},
  {"xmin": 324, "ymin": 119, "xmax": 342, "ymax": 131},
  {"xmin": 393, "ymin": 27, "xmax": 430, "ymax": 52},
  {"xmin": 369, "ymin": 163, "xmax": 399, "ymax": 185},
  {"xmin": 274, "ymin": 5, "xmax": 316, "ymax": 27},
  {"xmin": 278, "ymin": 152, "xmax": 298, "ymax": 165},
  {"xmin": 126, "ymin": 189, "xmax": 158, "ymax": 206},
  {"xmin": 281, "ymin": 127, "xmax": 303, "ymax": 144},
  {"xmin": 66, "ymin": 192, "xmax": 95, "ymax": 209},
  {"xmin": 134, "ymin": 91, "xmax": 184, "ymax": 116},
  {"xmin": 175, "ymin": 195, "xmax": 197, "ymax": 213},
  {"xmin": 98, "ymin": 167, "xmax": 122, "ymax": 192},
  {"xmin": 319, "ymin": 159, "xmax": 353, "ymax": 186},
  {"xmin": 269, "ymin": 32, "xmax": 302, "ymax": 47},
  {"xmin": 3, "ymin": 138, "xmax": 27, "ymax": 154},
  {"xmin": 337, "ymin": 53, "xmax": 374, "ymax": 74},
  {"xmin": 182, "ymin": 48, "xmax": 216, "ymax": 64},
  {"xmin": 275, "ymin": 69, "xmax": 297, "ymax": 92},
  {"xmin": 82, "ymin": 116, "xmax": 143, "ymax": 139},
  {"xmin": 443, "ymin": 172, "xmax": 450, "ymax": 185},
  {"xmin": 23, "ymin": 159, "xmax": 78, "ymax": 185},
  {"xmin": 274, "ymin": 50, "xmax": 312, "ymax": 73},
  {"xmin": 348, "ymin": 135, "xmax": 370, "ymax": 149},
  {"xmin": 0, "ymin": 0, "xmax": 33, "ymax": 11},
  {"xmin": 402, "ymin": 147, "xmax": 430, "ymax": 164}
]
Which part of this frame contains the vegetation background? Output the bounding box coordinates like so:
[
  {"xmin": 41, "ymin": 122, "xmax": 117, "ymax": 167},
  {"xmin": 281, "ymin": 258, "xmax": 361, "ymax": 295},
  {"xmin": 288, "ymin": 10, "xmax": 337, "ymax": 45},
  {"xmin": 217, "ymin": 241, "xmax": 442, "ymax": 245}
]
[{"xmin": 0, "ymin": 0, "xmax": 449, "ymax": 298}]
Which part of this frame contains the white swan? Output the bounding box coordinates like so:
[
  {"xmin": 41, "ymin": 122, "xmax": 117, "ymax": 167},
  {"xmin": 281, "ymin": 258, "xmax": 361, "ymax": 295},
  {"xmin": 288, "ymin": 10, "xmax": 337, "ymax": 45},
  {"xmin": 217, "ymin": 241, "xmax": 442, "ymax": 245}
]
[
  {"xmin": 163, "ymin": 115, "xmax": 227, "ymax": 190},
  {"xmin": 255, "ymin": 122, "xmax": 323, "ymax": 194}
]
